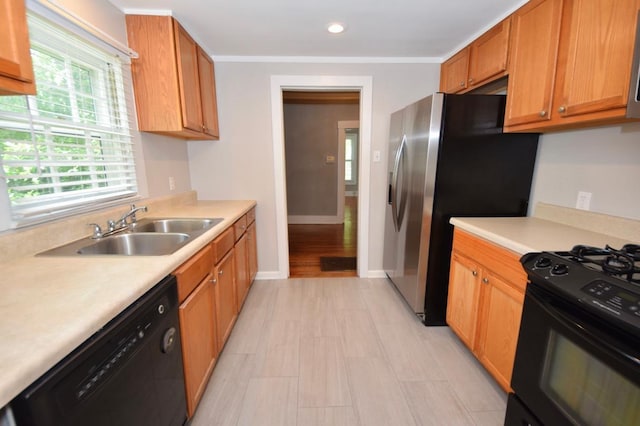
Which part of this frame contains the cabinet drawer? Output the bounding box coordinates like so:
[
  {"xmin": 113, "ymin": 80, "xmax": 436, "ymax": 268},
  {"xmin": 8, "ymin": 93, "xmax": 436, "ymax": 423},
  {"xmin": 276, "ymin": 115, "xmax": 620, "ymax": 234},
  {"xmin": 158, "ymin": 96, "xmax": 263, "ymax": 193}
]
[
  {"xmin": 233, "ymin": 215, "xmax": 247, "ymax": 241},
  {"xmin": 174, "ymin": 244, "xmax": 214, "ymax": 302},
  {"xmin": 452, "ymin": 229, "xmax": 526, "ymax": 291},
  {"xmin": 247, "ymin": 207, "xmax": 256, "ymax": 225},
  {"xmin": 213, "ymin": 227, "xmax": 234, "ymax": 264}
]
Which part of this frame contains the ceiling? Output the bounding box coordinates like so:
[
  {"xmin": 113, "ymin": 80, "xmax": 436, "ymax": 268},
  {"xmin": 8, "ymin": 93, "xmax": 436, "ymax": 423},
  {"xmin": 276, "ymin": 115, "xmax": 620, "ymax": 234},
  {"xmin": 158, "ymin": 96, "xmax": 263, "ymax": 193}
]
[{"xmin": 108, "ymin": 0, "xmax": 527, "ymax": 60}]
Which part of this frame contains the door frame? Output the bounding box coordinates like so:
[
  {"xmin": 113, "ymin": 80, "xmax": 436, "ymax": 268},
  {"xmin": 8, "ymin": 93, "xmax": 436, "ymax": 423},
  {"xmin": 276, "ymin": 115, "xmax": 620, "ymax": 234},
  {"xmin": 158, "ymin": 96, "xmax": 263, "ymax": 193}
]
[{"xmin": 270, "ymin": 75, "xmax": 372, "ymax": 278}]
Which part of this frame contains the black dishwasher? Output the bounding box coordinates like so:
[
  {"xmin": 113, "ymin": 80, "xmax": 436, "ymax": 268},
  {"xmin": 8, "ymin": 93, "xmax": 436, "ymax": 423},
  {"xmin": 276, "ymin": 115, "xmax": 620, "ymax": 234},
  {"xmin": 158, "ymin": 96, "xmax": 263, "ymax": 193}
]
[{"xmin": 11, "ymin": 275, "xmax": 187, "ymax": 426}]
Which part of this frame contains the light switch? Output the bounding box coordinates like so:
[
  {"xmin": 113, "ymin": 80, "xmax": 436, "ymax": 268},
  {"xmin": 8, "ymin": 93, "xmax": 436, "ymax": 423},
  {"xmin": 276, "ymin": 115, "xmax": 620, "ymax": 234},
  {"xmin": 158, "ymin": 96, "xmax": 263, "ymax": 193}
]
[{"xmin": 373, "ymin": 150, "xmax": 381, "ymax": 162}]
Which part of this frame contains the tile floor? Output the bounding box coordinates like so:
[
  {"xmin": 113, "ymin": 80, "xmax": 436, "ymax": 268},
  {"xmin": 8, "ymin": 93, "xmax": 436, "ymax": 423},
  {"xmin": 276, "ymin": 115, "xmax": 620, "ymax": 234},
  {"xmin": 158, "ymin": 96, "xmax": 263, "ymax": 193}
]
[{"xmin": 191, "ymin": 277, "xmax": 507, "ymax": 426}]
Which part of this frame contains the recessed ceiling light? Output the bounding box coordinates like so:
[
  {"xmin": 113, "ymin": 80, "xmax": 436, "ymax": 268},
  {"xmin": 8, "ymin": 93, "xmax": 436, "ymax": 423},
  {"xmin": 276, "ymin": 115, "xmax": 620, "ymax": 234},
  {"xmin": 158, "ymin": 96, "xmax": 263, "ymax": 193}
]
[{"xmin": 327, "ymin": 23, "xmax": 345, "ymax": 34}]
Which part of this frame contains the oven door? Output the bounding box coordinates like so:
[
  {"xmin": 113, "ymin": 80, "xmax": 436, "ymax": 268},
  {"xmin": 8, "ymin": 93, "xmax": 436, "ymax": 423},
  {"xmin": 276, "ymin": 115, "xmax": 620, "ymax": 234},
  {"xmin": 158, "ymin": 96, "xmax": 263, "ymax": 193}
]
[{"xmin": 508, "ymin": 284, "xmax": 640, "ymax": 426}]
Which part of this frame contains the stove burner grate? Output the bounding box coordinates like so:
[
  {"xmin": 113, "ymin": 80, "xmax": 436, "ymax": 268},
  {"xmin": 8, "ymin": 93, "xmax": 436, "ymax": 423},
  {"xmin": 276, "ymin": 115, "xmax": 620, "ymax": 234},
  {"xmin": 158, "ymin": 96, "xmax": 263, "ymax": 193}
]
[{"xmin": 568, "ymin": 244, "xmax": 640, "ymax": 284}]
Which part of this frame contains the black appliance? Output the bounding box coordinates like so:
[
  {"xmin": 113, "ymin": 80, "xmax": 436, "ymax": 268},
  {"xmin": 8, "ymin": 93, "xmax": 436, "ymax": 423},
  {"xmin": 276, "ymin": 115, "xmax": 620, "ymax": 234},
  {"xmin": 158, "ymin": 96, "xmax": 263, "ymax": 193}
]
[
  {"xmin": 506, "ymin": 245, "xmax": 640, "ymax": 425},
  {"xmin": 383, "ymin": 93, "xmax": 539, "ymax": 325},
  {"xmin": 10, "ymin": 275, "xmax": 187, "ymax": 426}
]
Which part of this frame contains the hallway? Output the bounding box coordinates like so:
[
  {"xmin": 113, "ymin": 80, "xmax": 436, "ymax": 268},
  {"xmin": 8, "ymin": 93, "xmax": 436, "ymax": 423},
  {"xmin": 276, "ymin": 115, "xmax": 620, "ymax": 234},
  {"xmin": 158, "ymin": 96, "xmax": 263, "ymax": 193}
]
[{"xmin": 288, "ymin": 196, "xmax": 357, "ymax": 278}]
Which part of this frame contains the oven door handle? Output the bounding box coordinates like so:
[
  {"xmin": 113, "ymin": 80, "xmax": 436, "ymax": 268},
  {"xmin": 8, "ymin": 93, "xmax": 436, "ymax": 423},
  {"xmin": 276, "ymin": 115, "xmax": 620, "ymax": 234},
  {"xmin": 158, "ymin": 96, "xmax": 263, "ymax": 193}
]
[{"xmin": 537, "ymin": 295, "xmax": 640, "ymax": 367}]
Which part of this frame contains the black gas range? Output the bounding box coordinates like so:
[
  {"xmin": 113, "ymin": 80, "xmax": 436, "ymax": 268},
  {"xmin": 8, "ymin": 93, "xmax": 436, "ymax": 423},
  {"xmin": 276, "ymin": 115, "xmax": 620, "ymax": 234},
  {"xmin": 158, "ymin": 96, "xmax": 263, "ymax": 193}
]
[
  {"xmin": 526, "ymin": 244, "xmax": 640, "ymax": 335},
  {"xmin": 505, "ymin": 244, "xmax": 640, "ymax": 426}
]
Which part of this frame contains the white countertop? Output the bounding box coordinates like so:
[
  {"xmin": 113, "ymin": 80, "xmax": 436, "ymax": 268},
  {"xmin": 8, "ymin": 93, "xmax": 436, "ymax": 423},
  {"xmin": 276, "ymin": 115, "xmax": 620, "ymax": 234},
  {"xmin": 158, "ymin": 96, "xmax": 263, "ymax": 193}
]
[
  {"xmin": 450, "ymin": 216, "xmax": 636, "ymax": 255},
  {"xmin": 0, "ymin": 199, "xmax": 255, "ymax": 408}
]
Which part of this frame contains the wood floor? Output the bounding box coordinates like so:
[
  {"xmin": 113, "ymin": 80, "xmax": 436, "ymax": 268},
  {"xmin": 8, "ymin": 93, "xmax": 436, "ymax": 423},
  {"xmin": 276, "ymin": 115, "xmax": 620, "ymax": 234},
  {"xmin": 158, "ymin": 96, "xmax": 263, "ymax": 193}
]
[
  {"xmin": 190, "ymin": 277, "xmax": 507, "ymax": 426},
  {"xmin": 288, "ymin": 197, "xmax": 358, "ymax": 278}
]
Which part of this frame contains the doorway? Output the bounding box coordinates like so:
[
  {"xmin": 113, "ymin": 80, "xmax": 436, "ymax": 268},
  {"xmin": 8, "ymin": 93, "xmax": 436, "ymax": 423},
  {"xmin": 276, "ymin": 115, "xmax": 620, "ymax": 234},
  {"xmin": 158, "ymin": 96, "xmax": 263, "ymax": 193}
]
[
  {"xmin": 283, "ymin": 95, "xmax": 360, "ymax": 277},
  {"xmin": 270, "ymin": 75, "xmax": 373, "ymax": 278}
]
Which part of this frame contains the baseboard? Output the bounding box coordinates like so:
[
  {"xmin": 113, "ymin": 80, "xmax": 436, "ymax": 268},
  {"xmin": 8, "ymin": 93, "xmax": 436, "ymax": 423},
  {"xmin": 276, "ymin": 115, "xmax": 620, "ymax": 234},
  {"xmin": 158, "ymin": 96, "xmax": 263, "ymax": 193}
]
[
  {"xmin": 254, "ymin": 270, "xmax": 388, "ymax": 280},
  {"xmin": 288, "ymin": 215, "xmax": 343, "ymax": 225}
]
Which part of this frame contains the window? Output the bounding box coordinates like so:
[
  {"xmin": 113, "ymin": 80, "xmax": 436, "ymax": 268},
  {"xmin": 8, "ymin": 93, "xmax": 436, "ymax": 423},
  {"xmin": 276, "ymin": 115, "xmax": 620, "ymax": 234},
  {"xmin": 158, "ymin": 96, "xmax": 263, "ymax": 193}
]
[
  {"xmin": 0, "ymin": 12, "xmax": 137, "ymax": 228},
  {"xmin": 344, "ymin": 129, "xmax": 358, "ymax": 185}
]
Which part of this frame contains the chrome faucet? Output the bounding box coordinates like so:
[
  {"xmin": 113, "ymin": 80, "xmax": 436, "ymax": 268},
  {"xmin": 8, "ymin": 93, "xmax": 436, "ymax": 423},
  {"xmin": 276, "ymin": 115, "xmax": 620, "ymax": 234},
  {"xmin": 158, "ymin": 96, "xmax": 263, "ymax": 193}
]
[
  {"xmin": 118, "ymin": 204, "xmax": 148, "ymax": 227},
  {"xmin": 88, "ymin": 204, "xmax": 148, "ymax": 239}
]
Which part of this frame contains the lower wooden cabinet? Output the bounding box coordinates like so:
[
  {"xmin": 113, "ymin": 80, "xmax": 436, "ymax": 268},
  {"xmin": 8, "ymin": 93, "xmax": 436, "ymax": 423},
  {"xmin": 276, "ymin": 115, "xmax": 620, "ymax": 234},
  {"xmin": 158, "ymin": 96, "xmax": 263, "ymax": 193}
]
[
  {"xmin": 174, "ymin": 244, "xmax": 217, "ymax": 417},
  {"xmin": 172, "ymin": 206, "xmax": 257, "ymax": 418},
  {"xmin": 234, "ymin": 231, "xmax": 250, "ymax": 309},
  {"xmin": 446, "ymin": 253, "xmax": 483, "ymax": 348},
  {"xmin": 178, "ymin": 273, "xmax": 218, "ymax": 417},
  {"xmin": 446, "ymin": 229, "xmax": 526, "ymax": 392},
  {"xmin": 247, "ymin": 221, "xmax": 258, "ymax": 282},
  {"xmin": 234, "ymin": 208, "xmax": 258, "ymax": 309},
  {"xmin": 214, "ymin": 248, "xmax": 237, "ymax": 350}
]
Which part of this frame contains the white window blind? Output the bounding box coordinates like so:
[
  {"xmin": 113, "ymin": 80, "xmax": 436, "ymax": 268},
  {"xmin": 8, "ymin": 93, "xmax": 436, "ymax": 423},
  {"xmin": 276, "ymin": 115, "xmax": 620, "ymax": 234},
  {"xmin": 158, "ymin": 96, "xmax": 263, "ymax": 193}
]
[{"xmin": 0, "ymin": 12, "xmax": 137, "ymax": 227}]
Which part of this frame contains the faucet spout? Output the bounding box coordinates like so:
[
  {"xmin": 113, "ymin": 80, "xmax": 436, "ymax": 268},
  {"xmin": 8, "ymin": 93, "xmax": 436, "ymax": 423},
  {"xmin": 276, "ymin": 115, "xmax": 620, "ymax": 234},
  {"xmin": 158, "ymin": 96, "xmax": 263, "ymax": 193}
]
[{"xmin": 119, "ymin": 204, "xmax": 148, "ymax": 226}]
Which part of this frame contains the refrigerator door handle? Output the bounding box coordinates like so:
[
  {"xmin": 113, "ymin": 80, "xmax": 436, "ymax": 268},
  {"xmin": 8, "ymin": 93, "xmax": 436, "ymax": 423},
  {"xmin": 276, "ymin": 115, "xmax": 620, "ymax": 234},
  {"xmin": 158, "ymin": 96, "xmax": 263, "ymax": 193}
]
[{"xmin": 391, "ymin": 135, "xmax": 408, "ymax": 232}]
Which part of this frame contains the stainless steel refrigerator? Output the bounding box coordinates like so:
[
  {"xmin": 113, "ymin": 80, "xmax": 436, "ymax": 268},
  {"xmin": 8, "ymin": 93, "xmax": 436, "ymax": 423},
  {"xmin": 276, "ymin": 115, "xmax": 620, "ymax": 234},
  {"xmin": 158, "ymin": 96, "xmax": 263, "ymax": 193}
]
[{"xmin": 383, "ymin": 93, "xmax": 538, "ymax": 325}]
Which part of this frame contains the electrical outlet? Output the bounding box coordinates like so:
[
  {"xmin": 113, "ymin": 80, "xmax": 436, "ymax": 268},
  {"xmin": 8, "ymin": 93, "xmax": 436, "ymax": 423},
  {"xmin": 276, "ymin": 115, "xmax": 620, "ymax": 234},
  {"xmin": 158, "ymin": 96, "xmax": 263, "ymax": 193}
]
[
  {"xmin": 373, "ymin": 150, "xmax": 381, "ymax": 162},
  {"xmin": 576, "ymin": 191, "xmax": 592, "ymax": 210},
  {"xmin": 168, "ymin": 176, "xmax": 175, "ymax": 191}
]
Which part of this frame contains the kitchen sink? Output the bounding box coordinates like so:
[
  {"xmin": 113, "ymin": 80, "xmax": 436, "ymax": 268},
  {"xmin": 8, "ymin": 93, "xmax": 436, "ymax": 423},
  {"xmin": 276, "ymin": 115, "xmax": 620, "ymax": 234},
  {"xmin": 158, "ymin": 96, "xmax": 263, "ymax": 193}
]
[
  {"xmin": 131, "ymin": 218, "xmax": 223, "ymax": 234},
  {"xmin": 77, "ymin": 233, "xmax": 191, "ymax": 256},
  {"xmin": 38, "ymin": 217, "xmax": 224, "ymax": 256}
]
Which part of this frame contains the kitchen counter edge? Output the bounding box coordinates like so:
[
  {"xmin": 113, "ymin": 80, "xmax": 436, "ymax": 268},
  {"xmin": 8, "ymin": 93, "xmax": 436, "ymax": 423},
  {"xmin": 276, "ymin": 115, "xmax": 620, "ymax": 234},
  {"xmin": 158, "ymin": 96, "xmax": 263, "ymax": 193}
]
[{"xmin": 449, "ymin": 216, "xmax": 636, "ymax": 256}]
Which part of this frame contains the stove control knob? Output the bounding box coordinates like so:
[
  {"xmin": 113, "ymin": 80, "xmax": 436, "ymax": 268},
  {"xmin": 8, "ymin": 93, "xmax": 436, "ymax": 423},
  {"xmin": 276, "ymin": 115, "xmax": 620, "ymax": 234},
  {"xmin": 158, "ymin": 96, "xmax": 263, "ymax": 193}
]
[
  {"xmin": 551, "ymin": 263, "xmax": 569, "ymax": 276},
  {"xmin": 534, "ymin": 257, "xmax": 552, "ymax": 268}
]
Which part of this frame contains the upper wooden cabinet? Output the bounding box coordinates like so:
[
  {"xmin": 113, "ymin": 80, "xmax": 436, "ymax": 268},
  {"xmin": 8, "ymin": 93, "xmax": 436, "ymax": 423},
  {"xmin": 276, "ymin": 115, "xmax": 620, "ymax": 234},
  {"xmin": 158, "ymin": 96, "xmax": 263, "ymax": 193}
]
[
  {"xmin": 0, "ymin": 0, "xmax": 36, "ymax": 95},
  {"xmin": 440, "ymin": 47, "xmax": 471, "ymax": 93},
  {"xmin": 468, "ymin": 17, "xmax": 511, "ymax": 88},
  {"xmin": 126, "ymin": 15, "xmax": 219, "ymax": 140},
  {"xmin": 440, "ymin": 18, "xmax": 511, "ymax": 93},
  {"xmin": 505, "ymin": 0, "xmax": 640, "ymax": 132},
  {"xmin": 504, "ymin": 0, "xmax": 563, "ymax": 128}
]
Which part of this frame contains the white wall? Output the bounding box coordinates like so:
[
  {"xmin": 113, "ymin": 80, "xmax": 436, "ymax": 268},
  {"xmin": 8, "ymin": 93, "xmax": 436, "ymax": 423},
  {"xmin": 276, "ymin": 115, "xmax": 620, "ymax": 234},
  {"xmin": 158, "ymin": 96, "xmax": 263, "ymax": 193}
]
[
  {"xmin": 188, "ymin": 61, "xmax": 441, "ymax": 275},
  {"xmin": 530, "ymin": 122, "xmax": 640, "ymax": 221}
]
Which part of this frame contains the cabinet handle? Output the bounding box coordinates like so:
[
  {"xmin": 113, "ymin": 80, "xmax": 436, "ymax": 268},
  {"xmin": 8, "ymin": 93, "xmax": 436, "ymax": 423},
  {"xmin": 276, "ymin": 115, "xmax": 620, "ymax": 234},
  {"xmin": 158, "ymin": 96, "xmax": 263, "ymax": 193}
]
[
  {"xmin": 468, "ymin": 78, "xmax": 474, "ymax": 83},
  {"xmin": 210, "ymin": 278, "xmax": 217, "ymax": 284},
  {"xmin": 472, "ymin": 270, "xmax": 478, "ymax": 276},
  {"xmin": 459, "ymin": 81, "xmax": 465, "ymax": 87},
  {"xmin": 558, "ymin": 106, "xmax": 566, "ymax": 113},
  {"xmin": 539, "ymin": 110, "xmax": 547, "ymax": 117},
  {"xmin": 482, "ymin": 277, "xmax": 489, "ymax": 284},
  {"xmin": 219, "ymin": 269, "xmax": 224, "ymax": 275}
]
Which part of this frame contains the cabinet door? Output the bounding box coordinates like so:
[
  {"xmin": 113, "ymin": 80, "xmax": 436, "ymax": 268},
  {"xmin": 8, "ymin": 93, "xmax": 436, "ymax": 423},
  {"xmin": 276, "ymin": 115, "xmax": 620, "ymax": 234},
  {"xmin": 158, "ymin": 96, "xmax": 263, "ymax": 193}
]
[
  {"xmin": 468, "ymin": 17, "xmax": 511, "ymax": 87},
  {"xmin": 0, "ymin": 0, "xmax": 36, "ymax": 95},
  {"xmin": 505, "ymin": 0, "xmax": 563, "ymax": 128},
  {"xmin": 446, "ymin": 252, "xmax": 482, "ymax": 349},
  {"xmin": 234, "ymin": 232, "xmax": 250, "ymax": 309},
  {"xmin": 179, "ymin": 274, "xmax": 218, "ymax": 417},
  {"xmin": 476, "ymin": 271, "xmax": 525, "ymax": 392},
  {"xmin": 214, "ymin": 248, "xmax": 237, "ymax": 349},
  {"xmin": 440, "ymin": 47, "xmax": 470, "ymax": 93},
  {"xmin": 196, "ymin": 47, "xmax": 219, "ymax": 139},
  {"xmin": 553, "ymin": 0, "xmax": 640, "ymax": 119},
  {"xmin": 247, "ymin": 221, "xmax": 258, "ymax": 283},
  {"xmin": 174, "ymin": 20, "xmax": 203, "ymax": 133}
]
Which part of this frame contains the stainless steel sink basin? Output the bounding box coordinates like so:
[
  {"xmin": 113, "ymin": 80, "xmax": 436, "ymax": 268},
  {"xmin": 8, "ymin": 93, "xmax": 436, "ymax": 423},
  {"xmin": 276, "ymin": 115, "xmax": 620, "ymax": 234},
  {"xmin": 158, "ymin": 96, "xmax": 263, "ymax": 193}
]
[
  {"xmin": 38, "ymin": 217, "xmax": 224, "ymax": 256},
  {"xmin": 77, "ymin": 233, "xmax": 190, "ymax": 256},
  {"xmin": 131, "ymin": 218, "xmax": 223, "ymax": 234}
]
